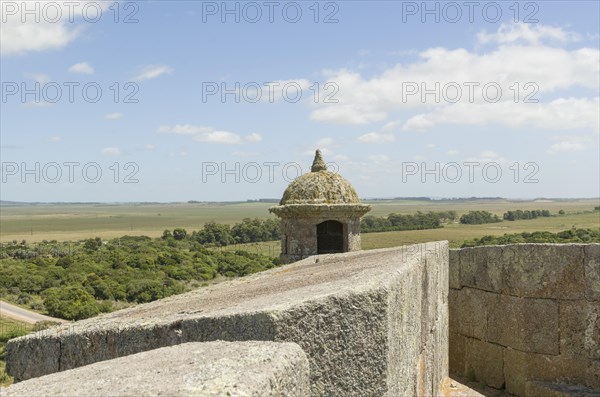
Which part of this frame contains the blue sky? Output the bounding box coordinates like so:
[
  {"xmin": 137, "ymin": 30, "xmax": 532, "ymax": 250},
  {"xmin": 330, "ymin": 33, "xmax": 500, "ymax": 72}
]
[{"xmin": 1, "ymin": 0, "xmax": 599, "ymax": 202}]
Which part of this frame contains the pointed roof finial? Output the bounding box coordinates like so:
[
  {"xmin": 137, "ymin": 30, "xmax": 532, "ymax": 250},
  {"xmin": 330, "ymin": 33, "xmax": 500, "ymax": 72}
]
[{"xmin": 311, "ymin": 149, "xmax": 327, "ymax": 172}]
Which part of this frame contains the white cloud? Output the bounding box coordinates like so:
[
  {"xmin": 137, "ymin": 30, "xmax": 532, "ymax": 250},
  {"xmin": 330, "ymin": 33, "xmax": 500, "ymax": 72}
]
[
  {"xmin": 158, "ymin": 124, "xmax": 256, "ymax": 145},
  {"xmin": 1, "ymin": 1, "xmax": 110, "ymax": 56},
  {"xmin": 316, "ymin": 137, "xmax": 334, "ymax": 147},
  {"xmin": 245, "ymin": 133, "xmax": 263, "ymax": 143},
  {"xmin": 104, "ymin": 112, "xmax": 123, "ymax": 120},
  {"xmin": 465, "ymin": 151, "xmax": 510, "ymax": 165},
  {"xmin": 307, "ymin": 24, "xmax": 598, "ymax": 126},
  {"xmin": 401, "ymin": 115, "xmax": 434, "ymax": 131},
  {"xmin": 426, "ymin": 143, "xmax": 435, "ymax": 149},
  {"xmin": 332, "ymin": 154, "xmax": 349, "ymax": 161},
  {"xmin": 48, "ymin": 136, "xmax": 62, "ymax": 142},
  {"xmin": 25, "ymin": 73, "xmax": 50, "ymax": 83},
  {"xmin": 477, "ymin": 23, "xmax": 581, "ymax": 46},
  {"xmin": 368, "ymin": 154, "xmax": 390, "ymax": 162},
  {"xmin": 134, "ymin": 65, "xmax": 173, "ymax": 81},
  {"xmin": 382, "ymin": 121, "xmax": 402, "ymax": 131},
  {"xmin": 1, "ymin": 19, "xmax": 81, "ymax": 56},
  {"xmin": 402, "ymin": 98, "xmax": 600, "ymax": 131},
  {"xmin": 169, "ymin": 149, "xmax": 188, "ymax": 157},
  {"xmin": 69, "ymin": 62, "xmax": 94, "ymax": 75},
  {"xmin": 446, "ymin": 150, "xmax": 459, "ymax": 156},
  {"xmin": 547, "ymin": 136, "xmax": 592, "ymax": 154},
  {"xmin": 357, "ymin": 132, "xmax": 395, "ymax": 143},
  {"xmin": 145, "ymin": 144, "xmax": 156, "ymax": 150},
  {"xmin": 158, "ymin": 124, "xmax": 212, "ymax": 135},
  {"xmin": 194, "ymin": 131, "xmax": 241, "ymax": 145},
  {"xmin": 101, "ymin": 147, "xmax": 121, "ymax": 156}
]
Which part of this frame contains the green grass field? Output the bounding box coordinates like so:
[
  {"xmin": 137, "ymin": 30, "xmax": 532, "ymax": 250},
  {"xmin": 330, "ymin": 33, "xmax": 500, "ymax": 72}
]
[{"xmin": 1, "ymin": 199, "xmax": 598, "ymax": 245}]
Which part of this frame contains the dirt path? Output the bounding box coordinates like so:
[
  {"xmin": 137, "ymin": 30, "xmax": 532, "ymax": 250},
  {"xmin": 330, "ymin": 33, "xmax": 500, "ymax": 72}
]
[{"xmin": 0, "ymin": 300, "xmax": 68, "ymax": 324}]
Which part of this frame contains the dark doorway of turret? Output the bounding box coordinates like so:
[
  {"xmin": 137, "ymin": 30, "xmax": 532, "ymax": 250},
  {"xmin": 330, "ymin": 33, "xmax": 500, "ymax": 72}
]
[{"xmin": 317, "ymin": 220, "xmax": 344, "ymax": 254}]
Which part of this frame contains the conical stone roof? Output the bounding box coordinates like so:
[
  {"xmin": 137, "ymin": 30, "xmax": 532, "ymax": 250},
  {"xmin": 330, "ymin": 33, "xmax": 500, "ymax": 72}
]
[{"xmin": 278, "ymin": 150, "xmax": 362, "ymax": 205}]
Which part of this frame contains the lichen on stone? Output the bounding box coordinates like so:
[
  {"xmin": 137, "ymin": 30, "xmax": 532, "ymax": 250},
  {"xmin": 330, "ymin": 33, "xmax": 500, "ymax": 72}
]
[
  {"xmin": 278, "ymin": 149, "xmax": 363, "ymax": 206},
  {"xmin": 311, "ymin": 149, "xmax": 327, "ymax": 172}
]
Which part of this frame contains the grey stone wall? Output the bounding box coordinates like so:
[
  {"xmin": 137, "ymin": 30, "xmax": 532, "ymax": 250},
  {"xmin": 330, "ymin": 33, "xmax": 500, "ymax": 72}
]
[
  {"xmin": 449, "ymin": 244, "xmax": 600, "ymax": 396},
  {"xmin": 279, "ymin": 215, "xmax": 362, "ymax": 264},
  {"xmin": 7, "ymin": 242, "xmax": 449, "ymax": 397},
  {"xmin": 2, "ymin": 341, "xmax": 310, "ymax": 397}
]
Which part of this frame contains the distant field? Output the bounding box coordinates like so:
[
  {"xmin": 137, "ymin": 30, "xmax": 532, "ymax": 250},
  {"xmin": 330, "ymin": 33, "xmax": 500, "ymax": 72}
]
[
  {"xmin": 214, "ymin": 209, "xmax": 600, "ymax": 255},
  {"xmin": 1, "ymin": 199, "xmax": 598, "ymax": 244}
]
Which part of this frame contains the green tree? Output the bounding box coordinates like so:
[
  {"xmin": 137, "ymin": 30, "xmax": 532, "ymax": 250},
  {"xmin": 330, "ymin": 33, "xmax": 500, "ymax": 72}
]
[
  {"xmin": 172, "ymin": 228, "xmax": 187, "ymax": 240},
  {"xmin": 192, "ymin": 222, "xmax": 233, "ymax": 246},
  {"xmin": 42, "ymin": 286, "xmax": 100, "ymax": 320},
  {"xmin": 460, "ymin": 211, "xmax": 501, "ymax": 225}
]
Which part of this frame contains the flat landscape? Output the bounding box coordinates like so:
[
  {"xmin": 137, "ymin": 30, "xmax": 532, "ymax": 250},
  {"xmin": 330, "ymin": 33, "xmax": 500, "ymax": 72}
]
[{"xmin": 1, "ymin": 198, "xmax": 598, "ymax": 248}]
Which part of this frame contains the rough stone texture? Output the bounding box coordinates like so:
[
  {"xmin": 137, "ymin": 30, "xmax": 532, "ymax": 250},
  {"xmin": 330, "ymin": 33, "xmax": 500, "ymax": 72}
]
[
  {"xmin": 525, "ymin": 381, "xmax": 600, "ymax": 397},
  {"xmin": 584, "ymin": 244, "xmax": 600, "ymax": 301},
  {"xmin": 464, "ymin": 337, "xmax": 504, "ymax": 389},
  {"xmin": 449, "ymin": 332, "xmax": 466, "ymax": 376},
  {"xmin": 2, "ymin": 341, "xmax": 310, "ymax": 397},
  {"xmin": 487, "ymin": 294, "xmax": 559, "ymax": 355},
  {"xmin": 449, "ymin": 244, "xmax": 600, "ymax": 397},
  {"xmin": 449, "ymin": 288, "xmax": 488, "ymax": 340},
  {"xmin": 7, "ymin": 242, "xmax": 449, "ymax": 397},
  {"xmin": 449, "ymin": 249, "xmax": 460, "ymax": 290},
  {"xmin": 441, "ymin": 376, "xmax": 489, "ymax": 397},
  {"xmin": 504, "ymin": 349, "xmax": 600, "ymax": 396},
  {"xmin": 274, "ymin": 211, "xmax": 368, "ymax": 264},
  {"xmin": 560, "ymin": 301, "xmax": 600, "ymax": 360},
  {"xmin": 502, "ymin": 244, "xmax": 585, "ymax": 299},
  {"xmin": 459, "ymin": 246, "xmax": 503, "ymax": 292},
  {"xmin": 269, "ymin": 150, "xmax": 370, "ymax": 264}
]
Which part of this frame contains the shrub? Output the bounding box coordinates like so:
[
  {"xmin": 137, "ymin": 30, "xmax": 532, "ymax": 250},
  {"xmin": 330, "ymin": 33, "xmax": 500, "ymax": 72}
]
[{"xmin": 42, "ymin": 286, "xmax": 100, "ymax": 320}]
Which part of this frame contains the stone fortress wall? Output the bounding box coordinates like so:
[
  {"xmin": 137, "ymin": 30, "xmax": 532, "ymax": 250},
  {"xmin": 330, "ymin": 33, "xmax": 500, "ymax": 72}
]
[
  {"xmin": 449, "ymin": 244, "xmax": 600, "ymax": 396},
  {"xmin": 3, "ymin": 243, "xmax": 599, "ymax": 396},
  {"xmin": 5, "ymin": 242, "xmax": 450, "ymax": 397}
]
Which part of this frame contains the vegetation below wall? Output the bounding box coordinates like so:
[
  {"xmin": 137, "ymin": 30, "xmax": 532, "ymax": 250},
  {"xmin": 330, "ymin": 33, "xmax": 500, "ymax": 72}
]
[
  {"xmin": 461, "ymin": 228, "xmax": 600, "ymax": 247},
  {"xmin": 0, "ymin": 235, "xmax": 278, "ymax": 321}
]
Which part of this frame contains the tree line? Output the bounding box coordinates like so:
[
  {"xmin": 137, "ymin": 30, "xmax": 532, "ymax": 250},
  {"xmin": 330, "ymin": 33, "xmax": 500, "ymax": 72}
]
[
  {"xmin": 162, "ymin": 218, "xmax": 281, "ymax": 247},
  {"xmin": 459, "ymin": 209, "xmax": 558, "ymax": 225},
  {"xmin": 461, "ymin": 228, "xmax": 599, "ymax": 247},
  {"xmin": 503, "ymin": 209, "xmax": 551, "ymax": 221},
  {"xmin": 459, "ymin": 211, "xmax": 502, "ymax": 225},
  {"xmin": 360, "ymin": 211, "xmax": 457, "ymax": 233}
]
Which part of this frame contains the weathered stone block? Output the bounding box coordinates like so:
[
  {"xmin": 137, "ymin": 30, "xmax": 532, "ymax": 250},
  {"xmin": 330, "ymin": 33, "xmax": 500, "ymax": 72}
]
[
  {"xmin": 449, "ymin": 287, "xmax": 489, "ymax": 340},
  {"xmin": 3, "ymin": 341, "xmax": 310, "ymax": 397},
  {"xmin": 459, "ymin": 246, "xmax": 503, "ymax": 292},
  {"xmin": 504, "ymin": 349, "xmax": 598, "ymax": 396},
  {"xmin": 464, "ymin": 338, "xmax": 504, "ymax": 389},
  {"xmin": 449, "ymin": 249, "xmax": 461, "ymax": 290},
  {"xmin": 487, "ymin": 294, "xmax": 559, "ymax": 355},
  {"xmin": 449, "ymin": 332, "xmax": 466, "ymax": 375},
  {"xmin": 525, "ymin": 381, "xmax": 600, "ymax": 397},
  {"xmin": 7, "ymin": 242, "xmax": 449, "ymax": 397},
  {"xmin": 560, "ymin": 301, "xmax": 600, "ymax": 360},
  {"xmin": 502, "ymin": 244, "xmax": 585, "ymax": 299},
  {"xmin": 584, "ymin": 245, "xmax": 600, "ymax": 301}
]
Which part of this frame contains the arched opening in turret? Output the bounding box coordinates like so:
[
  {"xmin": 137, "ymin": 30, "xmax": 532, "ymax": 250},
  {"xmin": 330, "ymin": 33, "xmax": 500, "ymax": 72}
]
[{"xmin": 317, "ymin": 220, "xmax": 344, "ymax": 254}]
